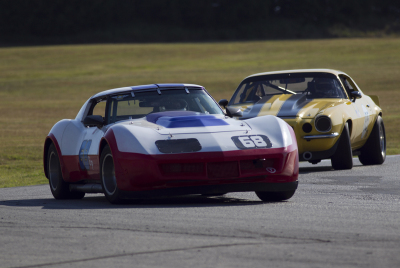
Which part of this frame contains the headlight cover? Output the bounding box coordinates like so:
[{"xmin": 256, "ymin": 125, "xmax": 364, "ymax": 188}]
[{"xmin": 314, "ymin": 115, "xmax": 332, "ymax": 132}]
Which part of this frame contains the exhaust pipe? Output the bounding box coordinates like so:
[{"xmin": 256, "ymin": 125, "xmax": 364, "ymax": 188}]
[{"xmin": 303, "ymin": 151, "xmax": 312, "ymax": 161}]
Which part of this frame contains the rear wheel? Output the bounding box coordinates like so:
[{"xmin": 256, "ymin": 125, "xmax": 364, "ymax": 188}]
[
  {"xmin": 47, "ymin": 143, "xmax": 85, "ymax": 199},
  {"xmin": 358, "ymin": 115, "xmax": 386, "ymax": 165},
  {"xmin": 331, "ymin": 123, "xmax": 353, "ymax": 170},
  {"xmin": 100, "ymin": 145, "xmax": 123, "ymax": 204},
  {"xmin": 255, "ymin": 190, "xmax": 295, "ymax": 202}
]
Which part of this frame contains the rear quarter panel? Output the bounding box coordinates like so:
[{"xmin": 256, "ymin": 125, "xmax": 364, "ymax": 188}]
[{"xmin": 43, "ymin": 119, "xmax": 72, "ymax": 180}]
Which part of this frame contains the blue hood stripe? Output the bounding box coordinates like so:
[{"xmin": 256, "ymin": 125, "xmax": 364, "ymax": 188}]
[{"xmin": 146, "ymin": 111, "xmax": 228, "ymax": 128}]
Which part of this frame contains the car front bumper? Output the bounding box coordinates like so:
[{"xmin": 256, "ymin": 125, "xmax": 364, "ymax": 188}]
[
  {"xmin": 303, "ymin": 132, "xmax": 339, "ymax": 139},
  {"xmin": 113, "ymin": 145, "xmax": 299, "ymax": 192}
]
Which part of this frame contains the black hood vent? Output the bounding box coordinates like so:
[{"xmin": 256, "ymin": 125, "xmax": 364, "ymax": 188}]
[{"xmin": 156, "ymin": 139, "xmax": 202, "ymax": 153}]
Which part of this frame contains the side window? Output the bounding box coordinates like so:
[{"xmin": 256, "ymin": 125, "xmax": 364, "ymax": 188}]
[
  {"xmin": 347, "ymin": 78, "xmax": 359, "ymax": 92},
  {"xmin": 92, "ymin": 100, "xmax": 106, "ymax": 118},
  {"xmin": 339, "ymin": 75, "xmax": 356, "ymax": 99},
  {"xmin": 83, "ymin": 99, "xmax": 107, "ymax": 126}
]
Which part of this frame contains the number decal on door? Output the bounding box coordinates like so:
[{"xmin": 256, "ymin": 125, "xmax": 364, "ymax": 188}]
[{"xmin": 232, "ymin": 135, "xmax": 272, "ymax": 149}]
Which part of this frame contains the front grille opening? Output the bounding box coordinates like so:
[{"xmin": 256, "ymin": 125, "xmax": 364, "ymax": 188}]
[{"xmin": 161, "ymin": 158, "xmax": 277, "ymax": 179}]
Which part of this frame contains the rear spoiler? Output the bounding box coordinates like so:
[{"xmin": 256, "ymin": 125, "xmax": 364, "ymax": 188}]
[{"xmin": 369, "ymin": 95, "xmax": 380, "ymax": 106}]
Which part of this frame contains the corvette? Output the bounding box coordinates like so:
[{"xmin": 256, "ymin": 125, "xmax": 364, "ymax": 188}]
[
  {"xmin": 44, "ymin": 84, "xmax": 298, "ymax": 204},
  {"xmin": 220, "ymin": 69, "xmax": 386, "ymax": 170}
]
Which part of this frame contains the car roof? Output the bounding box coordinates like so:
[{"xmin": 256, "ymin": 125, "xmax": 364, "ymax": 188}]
[
  {"xmin": 91, "ymin": 83, "xmax": 204, "ymax": 99},
  {"xmin": 245, "ymin": 69, "xmax": 347, "ymax": 79}
]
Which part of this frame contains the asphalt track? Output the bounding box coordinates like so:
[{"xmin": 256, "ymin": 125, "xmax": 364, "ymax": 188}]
[{"xmin": 1, "ymin": 156, "xmax": 399, "ymax": 268}]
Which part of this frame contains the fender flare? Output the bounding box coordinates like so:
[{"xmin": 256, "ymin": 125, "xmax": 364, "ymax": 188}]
[{"xmin": 43, "ymin": 134, "xmax": 68, "ymax": 181}]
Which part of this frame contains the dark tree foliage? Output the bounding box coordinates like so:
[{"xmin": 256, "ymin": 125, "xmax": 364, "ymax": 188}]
[{"xmin": 0, "ymin": 0, "xmax": 399, "ymax": 45}]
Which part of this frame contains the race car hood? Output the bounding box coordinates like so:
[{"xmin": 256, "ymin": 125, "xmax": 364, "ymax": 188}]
[
  {"xmin": 238, "ymin": 94, "xmax": 343, "ymax": 119},
  {"xmin": 109, "ymin": 112, "xmax": 294, "ymax": 155}
]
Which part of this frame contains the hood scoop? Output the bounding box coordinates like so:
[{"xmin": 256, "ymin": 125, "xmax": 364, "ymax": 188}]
[{"xmin": 146, "ymin": 111, "xmax": 229, "ymax": 128}]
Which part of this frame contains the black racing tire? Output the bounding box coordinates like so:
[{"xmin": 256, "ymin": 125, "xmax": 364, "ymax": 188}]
[
  {"xmin": 100, "ymin": 145, "xmax": 124, "ymax": 204},
  {"xmin": 331, "ymin": 123, "xmax": 353, "ymax": 170},
  {"xmin": 47, "ymin": 144, "xmax": 85, "ymax": 199},
  {"xmin": 255, "ymin": 190, "xmax": 296, "ymax": 202},
  {"xmin": 358, "ymin": 115, "xmax": 386, "ymax": 165}
]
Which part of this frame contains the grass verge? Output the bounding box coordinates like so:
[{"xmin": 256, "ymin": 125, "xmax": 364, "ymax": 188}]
[{"xmin": 1, "ymin": 38, "xmax": 399, "ymax": 187}]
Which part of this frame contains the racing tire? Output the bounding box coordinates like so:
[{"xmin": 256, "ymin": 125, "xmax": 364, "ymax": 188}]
[
  {"xmin": 331, "ymin": 123, "xmax": 353, "ymax": 170},
  {"xmin": 47, "ymin": 144, "xmax": 85, "ymax": 199},
  {"xmin": 100, "ymin": 145, "xmax": 124, "ymax": 204},
  {"xmin": 255, "ymin": 190, "xmax": 295, "ymax": 202},
  {"xmin": 358, "ymin": 115, "xmax": 386, "ymax": 165}
]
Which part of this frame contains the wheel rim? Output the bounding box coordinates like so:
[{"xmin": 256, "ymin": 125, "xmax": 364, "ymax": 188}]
[
  {"xmin": 102, "ymin": 153, "xmax": 117, "ymax": 195},
  {"xmin": 48, "ymin": 151, "xmax": 59, "ymax": 191},
  {"xmin": 379, "ymin": 122, "xmax": 386, "ymax": 157}
]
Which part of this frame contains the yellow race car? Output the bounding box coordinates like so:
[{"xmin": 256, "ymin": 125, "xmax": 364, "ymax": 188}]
[{"xmin": 219, "ymin": 69, "xmax": 386, "ymax": 170}]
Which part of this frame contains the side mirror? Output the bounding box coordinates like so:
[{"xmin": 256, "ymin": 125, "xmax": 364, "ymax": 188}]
[
  {"xmin": 350, "ymin": 91, "xmax": 362, "ymax": 101},
  {"xmin": 83, "ymin": 115, "xmax": 104, "ymax": 128},
  {"xmin": 226, "ymin": 107, "xmax": 243, "ymax": 118},
  {"xmin": 218, "ymin": 99, "xmax": 229, "ymax": 108}
]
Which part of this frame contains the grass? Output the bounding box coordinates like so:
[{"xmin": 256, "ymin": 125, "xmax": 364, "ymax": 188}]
[{"xmin": 1, "ymin": 38, "xmax": 399, "ymax": 188}]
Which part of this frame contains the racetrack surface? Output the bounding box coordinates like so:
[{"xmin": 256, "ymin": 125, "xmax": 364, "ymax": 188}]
[{"xmin": 1, "ymin": 156, "xmax": 399, "ymax": 268}]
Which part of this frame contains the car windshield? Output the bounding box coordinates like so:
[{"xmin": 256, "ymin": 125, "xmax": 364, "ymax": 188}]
[
  {"xmin": 230, "ymin": 72, "xmax": 347, "ymax": 105},
  {"xmin": 107, "ymin": 88, "xmax": 224, "ymax": 124}
]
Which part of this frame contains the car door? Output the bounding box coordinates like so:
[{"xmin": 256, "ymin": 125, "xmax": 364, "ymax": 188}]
[
  {"xmin": 80, "ymin": 99, "xmax": 108, "ymax": 180},
  {"xmin": 339, "ymin": 75, "xmax": 373, "ymax": 147}
]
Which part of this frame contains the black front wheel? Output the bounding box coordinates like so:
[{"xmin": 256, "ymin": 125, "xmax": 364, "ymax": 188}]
[
  {"xmin": 255, "ymin": 190, "xmax": 296, "ymax": 202},
  {"xmin": 100, "ymin": 145, "xmax": 124, "ymax": 204},
  {"xmin": 359, "ymin": 115, "xmax": 386, "ymax": 165},
  {"xmin": 47, "ymin": 143, "xmax": 85, "ymax": 199}
]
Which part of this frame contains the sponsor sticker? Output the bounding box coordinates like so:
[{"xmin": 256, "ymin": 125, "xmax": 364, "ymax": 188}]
[
  {"xmin": 361, "ymin": 106, "xmax": 370, "ymax": 139},
  {"xmin": 79, "ymin": 140, "xmax": 92, "ymax": 170}
]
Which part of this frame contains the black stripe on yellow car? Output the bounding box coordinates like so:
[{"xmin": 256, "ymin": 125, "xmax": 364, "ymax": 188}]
[
  {"xmin": 240, "ymin": 94, "xmax": 275, "ymax": 119},
  {"xmin": 244, "ymin": 94, "xmax": 311, "ymax": 118},
  {"xmin": 276, "ymin": 94, "xmax": 313, "ymax": 118},
  {"xmin": 258, "ymin": 94, "xmax": 291, "ymax": 117}
]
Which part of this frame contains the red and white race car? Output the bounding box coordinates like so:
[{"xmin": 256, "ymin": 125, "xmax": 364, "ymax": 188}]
[{"xmin": 44, "ymin": 84, "xmax": 298, "ymax": 204}]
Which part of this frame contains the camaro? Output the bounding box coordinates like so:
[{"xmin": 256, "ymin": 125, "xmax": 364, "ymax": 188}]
[
  {"xmin": 44, "ymin": 84, "xmax": 298, "ymax": 204},
  {"xmin": 219, "ymin": 69, "xmax": 386, "ymax": 170}
]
